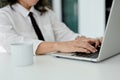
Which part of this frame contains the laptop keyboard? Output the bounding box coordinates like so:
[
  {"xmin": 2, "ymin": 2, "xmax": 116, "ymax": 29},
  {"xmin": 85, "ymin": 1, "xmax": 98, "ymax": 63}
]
[{"xmin": 73, "ymin": 46, "xmax": 101, "ymax": 58}]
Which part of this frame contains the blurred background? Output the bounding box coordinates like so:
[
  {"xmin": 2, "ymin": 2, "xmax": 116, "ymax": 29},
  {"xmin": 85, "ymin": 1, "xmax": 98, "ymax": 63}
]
[
  {"xmin": 49, "ymin": 0, "xmax": 113, "ymax": 37},
  {"xmin": 0, "ymin": 0, "xmax": 113, "ymax": 52}
]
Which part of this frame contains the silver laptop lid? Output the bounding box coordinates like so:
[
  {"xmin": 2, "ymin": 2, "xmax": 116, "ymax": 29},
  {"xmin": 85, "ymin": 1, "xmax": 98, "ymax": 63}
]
[{"xmin": 98, "ymin": 0, "xmax": 120, "ymax": 61}]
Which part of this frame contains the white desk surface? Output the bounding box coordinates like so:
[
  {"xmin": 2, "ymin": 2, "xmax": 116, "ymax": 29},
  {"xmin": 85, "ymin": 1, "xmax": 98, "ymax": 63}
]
[{"xmin": 0, "ymin": 52, "xmax": 120, "ymax": 80}]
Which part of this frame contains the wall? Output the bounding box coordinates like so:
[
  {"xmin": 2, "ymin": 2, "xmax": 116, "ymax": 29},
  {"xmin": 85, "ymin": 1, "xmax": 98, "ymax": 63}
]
[{"xmin": 78, "ymin": 0, "xmax": 105, "ymax": 38}]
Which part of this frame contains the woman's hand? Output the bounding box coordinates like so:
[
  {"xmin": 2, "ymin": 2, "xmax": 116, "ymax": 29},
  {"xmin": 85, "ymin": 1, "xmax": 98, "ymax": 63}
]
[
  {"xmin": 55, "ymin": 36, "xmax": 101, "ymax": 53},
  {"xmin": 55, "ymin": 40, "xmax": 96, "ymax": 53},
  {"xmin": 75, "ymin": 36, "xmax": 101, "ymax": 48}
]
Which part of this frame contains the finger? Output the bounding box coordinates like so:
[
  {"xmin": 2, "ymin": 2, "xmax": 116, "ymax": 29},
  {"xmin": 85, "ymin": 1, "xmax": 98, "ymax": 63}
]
[
  {"xmin": 88, "ymin": 38, "xmax": 100, "ymax": 48},
  {"xmin": 75, "ymin": 47, "xmax": 91, "ymax": 53},
  {"xmin": 82, "ymin": 43, "xmax": 97, "ymax": 53},
  {"xmin": 95, "ymin": 39, "xmax": 101, "ymax": 48},
  {"xmin": 99, "ymin": 37, "xmax": 103, "ymax": 44}
]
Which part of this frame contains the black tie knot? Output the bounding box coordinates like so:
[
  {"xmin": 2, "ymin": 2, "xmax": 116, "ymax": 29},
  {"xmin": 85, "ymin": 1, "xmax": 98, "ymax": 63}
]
[{"xmin": 28, "ymin": 12, "xmax": 33, "ymax": 17}]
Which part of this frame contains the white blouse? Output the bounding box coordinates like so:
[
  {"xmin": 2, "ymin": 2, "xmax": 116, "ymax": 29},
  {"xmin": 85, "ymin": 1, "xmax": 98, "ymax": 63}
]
[{"xmin": 0, "ymin": 3, "xmax": 78, "ymax": 54}]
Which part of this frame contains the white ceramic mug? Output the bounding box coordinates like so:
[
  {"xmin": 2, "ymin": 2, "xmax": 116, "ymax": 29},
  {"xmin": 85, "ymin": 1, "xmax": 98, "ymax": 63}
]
[{"xmin": 11, "ymin": 43, "xmax": 33, "ymax": 66}]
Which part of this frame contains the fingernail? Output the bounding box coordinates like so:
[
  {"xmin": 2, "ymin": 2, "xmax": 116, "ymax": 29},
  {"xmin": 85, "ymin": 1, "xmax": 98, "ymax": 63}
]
[
  {"xmin": 94, "ymin": 49, "xmax": 97, "ymax": 52},
  {"xmin": 87, "ymin": 51, "xmax": 91, "ymax": 53}
]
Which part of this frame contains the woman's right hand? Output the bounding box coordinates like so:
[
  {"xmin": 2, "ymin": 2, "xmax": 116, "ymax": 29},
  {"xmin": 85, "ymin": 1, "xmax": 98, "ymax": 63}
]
[{"xmin": 55, "ymin": 39, "xmax": 98, "ymax": 53}]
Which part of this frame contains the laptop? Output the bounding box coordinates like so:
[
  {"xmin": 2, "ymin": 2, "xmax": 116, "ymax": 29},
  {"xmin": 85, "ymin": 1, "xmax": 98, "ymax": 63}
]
[{"xmin": 51, "ymin": 0, "xmax": 120, "ymax": 62}]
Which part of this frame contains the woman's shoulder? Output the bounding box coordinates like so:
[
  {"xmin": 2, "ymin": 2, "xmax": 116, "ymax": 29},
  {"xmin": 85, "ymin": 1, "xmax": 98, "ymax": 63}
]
[
  {"xmin": 0, "ymin": 5, "xmax": 12, "ymax": 13},
  {"xmin": 0, "ymin": 5, "xmax": 15, "ymax": 21}
]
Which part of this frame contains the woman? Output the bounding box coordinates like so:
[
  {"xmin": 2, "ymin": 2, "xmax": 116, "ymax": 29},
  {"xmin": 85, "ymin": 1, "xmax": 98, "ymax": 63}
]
[{"xmin": 0, "ymin": 0, "xmax": 101, "ymax": 55}]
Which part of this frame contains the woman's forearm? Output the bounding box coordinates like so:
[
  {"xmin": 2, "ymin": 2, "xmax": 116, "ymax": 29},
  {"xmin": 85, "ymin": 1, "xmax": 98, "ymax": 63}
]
[{"xmin": 36, "ymin": 42, "xmax": 59, "ymax": 55}]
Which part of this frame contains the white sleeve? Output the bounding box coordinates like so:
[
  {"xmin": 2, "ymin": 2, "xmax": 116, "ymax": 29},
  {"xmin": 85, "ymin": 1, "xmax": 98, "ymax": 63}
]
[
  {"xmin": 0, "ymin": 11, "xmax": 42, "ymax": 55},
  {"xmin": 48, "ymin": 9, "xmax": 79, "ymax": 41}
]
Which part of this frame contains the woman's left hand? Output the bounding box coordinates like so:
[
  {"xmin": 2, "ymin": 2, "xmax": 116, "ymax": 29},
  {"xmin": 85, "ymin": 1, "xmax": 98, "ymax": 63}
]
[{"xmin": 76, "ymin": 36, "xmax": 102, "ymax": 48}]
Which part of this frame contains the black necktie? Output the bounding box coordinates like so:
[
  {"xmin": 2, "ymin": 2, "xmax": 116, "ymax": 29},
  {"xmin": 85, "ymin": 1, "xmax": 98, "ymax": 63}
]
[{"xmin": 29, "ymin": 12, "xmax": 44, "ymax": 40}]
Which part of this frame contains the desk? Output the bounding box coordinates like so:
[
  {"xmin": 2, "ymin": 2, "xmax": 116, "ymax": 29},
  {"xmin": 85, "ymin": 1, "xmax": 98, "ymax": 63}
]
[{"xmin": 0, "ymin": 52, "xmax": 120, "ymax": 80}]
